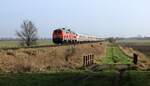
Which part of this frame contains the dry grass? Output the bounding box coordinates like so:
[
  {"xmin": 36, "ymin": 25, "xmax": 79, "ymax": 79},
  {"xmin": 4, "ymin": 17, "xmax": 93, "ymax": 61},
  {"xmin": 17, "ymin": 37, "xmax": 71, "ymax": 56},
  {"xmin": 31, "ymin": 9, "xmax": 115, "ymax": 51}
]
[
  {"xmin": 0, "ymin": 42, "xmax": 106, "ymax": 73},
  {"xmin": 120, "ymin": 46, "xmax": 150, "ymax": 70}
]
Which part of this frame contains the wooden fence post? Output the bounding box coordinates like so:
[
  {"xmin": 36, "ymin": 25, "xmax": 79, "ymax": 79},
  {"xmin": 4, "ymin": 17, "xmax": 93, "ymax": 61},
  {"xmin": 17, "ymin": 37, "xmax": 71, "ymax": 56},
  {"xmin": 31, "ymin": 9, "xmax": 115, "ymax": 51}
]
[
  {"xmin": 83, "ymin": 56, "xmax": 86, "ymax": 67},
  {"xmin": 87, "ymin": 55, "xmax": 90, "ymax": 66},
  {"xmin": 90, "ymin": 55, "xmax": 92, "ymax": 65},
  {"xmin": 133, "ymin": 53, "xmax": 138, "ymax": 65},
  {"xmin": 92, "ymin": 54, "xmax": 94, "ymax": 64},
  {"xmin": 86, "ymin": 56, "xmax": 88, "ymax": 66}
]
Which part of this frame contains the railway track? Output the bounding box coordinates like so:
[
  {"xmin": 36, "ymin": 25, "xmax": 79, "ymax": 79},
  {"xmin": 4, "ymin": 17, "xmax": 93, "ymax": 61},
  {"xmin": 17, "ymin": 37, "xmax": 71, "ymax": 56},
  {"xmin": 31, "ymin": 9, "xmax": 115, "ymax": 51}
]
[{"xmin": 0, "ymin": 41, "xmax": 102, "ymax": 50}]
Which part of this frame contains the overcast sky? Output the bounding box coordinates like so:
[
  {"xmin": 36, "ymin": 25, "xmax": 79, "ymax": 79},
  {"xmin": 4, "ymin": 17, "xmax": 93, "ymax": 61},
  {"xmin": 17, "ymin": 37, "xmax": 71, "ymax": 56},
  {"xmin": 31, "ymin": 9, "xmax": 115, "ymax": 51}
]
[{"xmin": 0, "ymin": 0, "xmax": 150, "ymax": 38}]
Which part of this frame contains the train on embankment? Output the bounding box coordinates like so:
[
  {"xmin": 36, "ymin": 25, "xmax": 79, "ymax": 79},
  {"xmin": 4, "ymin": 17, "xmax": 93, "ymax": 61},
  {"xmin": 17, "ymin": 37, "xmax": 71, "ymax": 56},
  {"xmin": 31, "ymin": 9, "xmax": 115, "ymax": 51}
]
[{"xmin": 52, "ymin": 28, "xmax": 103, "ymax": 44}]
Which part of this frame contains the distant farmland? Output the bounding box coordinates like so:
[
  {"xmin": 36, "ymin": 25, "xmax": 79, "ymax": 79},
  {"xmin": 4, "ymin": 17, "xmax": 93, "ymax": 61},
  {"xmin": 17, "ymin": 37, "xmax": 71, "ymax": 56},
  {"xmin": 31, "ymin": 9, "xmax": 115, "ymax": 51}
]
[
  {"xmin": 117, "ymin": 39, "xmax": 150, "ymax": 45},
  {"xmin": 118, "ymin": 39, "xmax": 150, "ymax": 57},
  {"xmin": 122, "ymin": 44, "xmax": 150, "ymax": 57},
  {"xmin": 0, "ymin": 40, "xmax": 54, "ymax": 48}
]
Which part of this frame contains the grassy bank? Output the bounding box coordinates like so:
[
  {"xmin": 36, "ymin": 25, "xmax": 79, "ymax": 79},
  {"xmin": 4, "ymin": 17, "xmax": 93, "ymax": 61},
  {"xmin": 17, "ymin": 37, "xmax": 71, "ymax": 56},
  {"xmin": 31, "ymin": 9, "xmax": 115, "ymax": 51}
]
[{"xmin": 0, "ymin": 71, "xmax": 149, "ymax": 86}]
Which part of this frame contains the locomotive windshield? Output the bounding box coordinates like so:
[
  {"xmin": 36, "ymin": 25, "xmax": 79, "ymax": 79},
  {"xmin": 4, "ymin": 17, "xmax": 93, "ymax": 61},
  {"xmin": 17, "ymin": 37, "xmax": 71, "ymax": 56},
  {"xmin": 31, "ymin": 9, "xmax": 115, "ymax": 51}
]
[{"xmin": 54, "ymin": 30, "xmax": 62, "ymax": 34}]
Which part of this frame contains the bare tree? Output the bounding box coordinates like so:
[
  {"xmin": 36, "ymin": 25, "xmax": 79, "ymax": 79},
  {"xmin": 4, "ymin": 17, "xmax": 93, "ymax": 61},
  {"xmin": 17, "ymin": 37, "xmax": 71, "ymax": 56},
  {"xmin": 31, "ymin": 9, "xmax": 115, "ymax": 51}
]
[{"xmin": 16, "ymin": 20, "xmax": 38, "ymax": 47}]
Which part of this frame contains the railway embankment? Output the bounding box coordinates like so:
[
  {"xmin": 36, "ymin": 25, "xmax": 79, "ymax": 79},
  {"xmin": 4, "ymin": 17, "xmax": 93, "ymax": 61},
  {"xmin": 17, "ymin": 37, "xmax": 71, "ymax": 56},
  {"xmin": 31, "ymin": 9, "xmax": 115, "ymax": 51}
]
[{"xmin": 0, "ymin": 42, "xmax": 106, "ymax": 73}]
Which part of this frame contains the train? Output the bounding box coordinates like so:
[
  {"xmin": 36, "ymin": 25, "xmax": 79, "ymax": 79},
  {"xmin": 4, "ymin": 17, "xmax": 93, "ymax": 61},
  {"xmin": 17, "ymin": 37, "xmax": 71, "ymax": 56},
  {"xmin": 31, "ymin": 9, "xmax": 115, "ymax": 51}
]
[{"xmin": 52, "ymin": 28, "xmax": 101, "ymax": 44}]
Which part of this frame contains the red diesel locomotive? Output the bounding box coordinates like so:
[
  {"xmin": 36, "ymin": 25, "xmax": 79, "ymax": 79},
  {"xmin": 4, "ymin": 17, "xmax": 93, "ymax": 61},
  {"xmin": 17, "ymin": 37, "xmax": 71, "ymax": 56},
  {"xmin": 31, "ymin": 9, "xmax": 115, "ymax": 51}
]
[{"xmin": 52, "ymin": 28, "xmax": 78, "ymax": 44}]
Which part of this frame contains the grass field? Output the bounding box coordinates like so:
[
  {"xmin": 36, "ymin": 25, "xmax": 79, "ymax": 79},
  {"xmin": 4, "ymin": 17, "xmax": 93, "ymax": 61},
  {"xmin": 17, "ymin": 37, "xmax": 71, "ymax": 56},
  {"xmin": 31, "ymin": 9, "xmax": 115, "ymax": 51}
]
[
  {"xmin": 0, "ymin": 41, "xmax": 19, "ymax": 48},
  {"xmin": 0, "ymin": 71, "xmax": 149, "ymax": 86},
  {"xmin": 102, "ymin": 44, "xmax": 132, "ymax": 64},
  {"xmin": 0, "ymin": 40, "xmax": 54, "ymax": 48}
]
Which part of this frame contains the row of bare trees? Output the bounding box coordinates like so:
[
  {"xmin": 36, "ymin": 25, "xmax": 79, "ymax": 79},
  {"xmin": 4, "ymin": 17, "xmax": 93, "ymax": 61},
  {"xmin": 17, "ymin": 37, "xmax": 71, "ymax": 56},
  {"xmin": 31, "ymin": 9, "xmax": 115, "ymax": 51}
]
[{"xmin": 16, "ymin": 20, "xmax": 38, "ymax": 47}]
